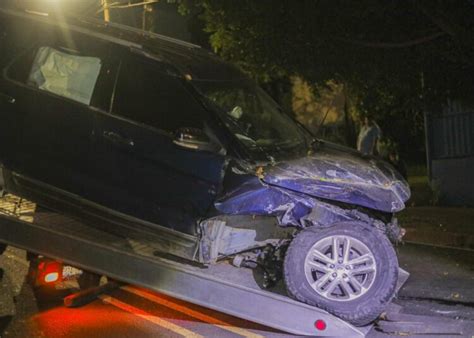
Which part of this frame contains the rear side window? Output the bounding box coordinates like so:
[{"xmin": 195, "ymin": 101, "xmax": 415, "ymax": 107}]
[
  {"xmin": 6, "ymin": 33, "xmax": 118, "ymax": 111},
  {"xmin": 28, "ymin": 46, "xmax": 102, "ymax": 105},
  {"xmin": 0, "ymin": 15, "xmax": 50, "ymax": 68},
  {"xmin": 112, "ymin": 57, "xmax": 205, "ymax": 133}
]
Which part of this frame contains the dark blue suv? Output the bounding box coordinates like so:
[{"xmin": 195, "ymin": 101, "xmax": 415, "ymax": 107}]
[{"xmin": 0, "ymin": 7, "xmax": 410, "ymax": 326}]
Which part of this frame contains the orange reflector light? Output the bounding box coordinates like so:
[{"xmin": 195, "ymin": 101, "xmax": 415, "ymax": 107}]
[
  {"xmin": 44, "ymin": 272, "xmax": 60, "ymax": 283},
  {"xmin": 315, "ymin": 319, "xmax": 327, "ymax": 331}
]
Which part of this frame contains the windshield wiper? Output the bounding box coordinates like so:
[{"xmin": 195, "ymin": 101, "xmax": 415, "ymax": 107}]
[{"xmin": 275, "ymin": 139, "xmax": 300, "ymax": 149}]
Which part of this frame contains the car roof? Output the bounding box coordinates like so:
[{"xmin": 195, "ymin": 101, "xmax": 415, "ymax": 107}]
[{"xmin": 0, "ymin": 6, "xmax": 246, "ymax": 81}]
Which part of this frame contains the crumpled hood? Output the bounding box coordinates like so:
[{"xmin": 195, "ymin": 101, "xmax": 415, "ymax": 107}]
[{"xmin": 262, "ymin": 143, "xmax": 411, "ymax": 213}]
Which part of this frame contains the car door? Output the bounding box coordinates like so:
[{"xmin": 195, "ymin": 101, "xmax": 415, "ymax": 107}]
[
  {"xmin": 0, "ymin": 28, "xmax": 118, "ymax": 198},
  {"xmin": 0, "ymin": 12, "xmax": 40, "ymax": 170},
  {"xmin": 89, "ymin": 53, "xmax": 227, "ymax": 235}
]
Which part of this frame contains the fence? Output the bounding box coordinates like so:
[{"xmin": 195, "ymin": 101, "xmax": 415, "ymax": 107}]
[
  {"xmin": 425, "ymin": 103, "xmax": 474, "ymax": 206},
  {"xmin": 427, "ymin": 111, "xmax": 474, "ymax": 160}
]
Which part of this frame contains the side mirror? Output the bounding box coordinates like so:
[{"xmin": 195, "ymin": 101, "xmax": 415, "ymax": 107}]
[{"xmin": 173, "ymin": 127, "xmax": 220, "ymax": 153}]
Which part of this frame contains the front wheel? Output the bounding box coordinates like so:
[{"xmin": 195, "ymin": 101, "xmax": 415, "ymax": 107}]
[{"xmin": 284, "ymin": 222, "xmax": 398, "ymax": 326}]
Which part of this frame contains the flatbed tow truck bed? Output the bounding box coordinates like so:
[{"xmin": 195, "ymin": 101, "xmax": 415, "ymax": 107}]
[{"xmin": 0, "ymin": 198, "xmax": 407, "ymax": 337}]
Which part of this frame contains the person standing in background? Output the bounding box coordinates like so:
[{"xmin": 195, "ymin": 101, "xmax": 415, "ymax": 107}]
[{"xmin": 357, "ymin": 116, "xmax": 382, "ymax": 155}]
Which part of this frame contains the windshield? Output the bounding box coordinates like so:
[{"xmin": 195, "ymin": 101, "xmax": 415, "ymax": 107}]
[{"xmin": 192, "ymin": 79, "xmax": 310, "ymax": 159}]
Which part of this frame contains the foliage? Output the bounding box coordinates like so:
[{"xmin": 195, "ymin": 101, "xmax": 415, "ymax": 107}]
[
  {"xmin": 189, "ymin": 1, "xmax": 473, "ymax": 97},
  {"xmin": 178, "ymin": 0, "xmax": 474, "ymax": 159}
]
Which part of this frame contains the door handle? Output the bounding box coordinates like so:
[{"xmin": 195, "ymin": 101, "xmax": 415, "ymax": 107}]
[
  {"xmin": 103, "ymin": 130, "xmax": 135, "ymax": 147},
  {"xmin": 0, "ymin": 93, "xmax": 16, "ymax": 104}
]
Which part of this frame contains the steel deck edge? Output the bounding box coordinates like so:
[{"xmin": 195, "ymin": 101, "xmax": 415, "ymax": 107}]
[{"xmin": 0, "ymin": 213, "xmax": 369, "ymax": 336}]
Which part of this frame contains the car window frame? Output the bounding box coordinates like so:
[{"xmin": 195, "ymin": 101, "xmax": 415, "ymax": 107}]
[
  {"xmin": 109, "ymin": 52, "xmax": 211, "ymax": 139},
  {"xmin": 3, "ymin": 40, "xmax": 119, "ymax": 115}
]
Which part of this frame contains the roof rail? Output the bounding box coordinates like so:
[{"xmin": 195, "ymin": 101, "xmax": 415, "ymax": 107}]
[
  {"xmin": 24, "ymin": 9, "xmax": 49, "ymax": 17},
  {"xmin": 0, "ymin": 7, "xmax": 142, "ymax": 50},
  {"xmin": 77, "ymin": 17, "xmax": 201, "ymax": 49},
  {"xmin": 1, "ymin": 6, "xmax": 200, "ymax": 50}
]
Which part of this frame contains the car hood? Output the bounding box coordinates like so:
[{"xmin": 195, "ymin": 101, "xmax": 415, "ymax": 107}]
[{"xmin": 261, "ymin": 142, "xmax": 411, "ymax": 213}]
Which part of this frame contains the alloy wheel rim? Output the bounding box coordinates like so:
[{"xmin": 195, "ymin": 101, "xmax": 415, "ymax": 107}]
[{"xmin": 304, "ymin": 235, "xmax": 377, "ymax": 302}]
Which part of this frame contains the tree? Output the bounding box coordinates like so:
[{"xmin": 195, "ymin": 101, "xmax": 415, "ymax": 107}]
[{"xmin": 178, "ymin": 0, "xmax": 474, "ymax": 159}]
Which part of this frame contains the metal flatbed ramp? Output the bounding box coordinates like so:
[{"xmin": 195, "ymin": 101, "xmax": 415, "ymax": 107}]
[{"xmin": 0, "ymin": 209, "xmax": 371, "ymax": 337}]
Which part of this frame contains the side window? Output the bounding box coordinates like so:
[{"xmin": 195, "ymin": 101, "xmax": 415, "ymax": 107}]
[
  {"xmin": 28, "ymin": 46, "xmax": 102, "ymax": 105},
  {"xmin": 5, "ymin": 48, "xmax": 36, "ymax": 84},
  {"xmin": 0, "ymin": 17, "xmax": 8, "ymax": 68},
  {"xmin": 113, "ymin": 57, "xmax": 204, "ymax": 133},
  {"xmin": 6, "ymin": 36, "xmax": 118, "ymax": 111},
  {"xmin": 0, "ymin": 16, "xmax": 49, "ymax": 68}
]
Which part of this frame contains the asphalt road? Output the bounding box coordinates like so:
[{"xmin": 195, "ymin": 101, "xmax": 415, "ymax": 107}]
[{"xmin": 1, "ymin": 243, "xmax": 473, "ymax": 338}]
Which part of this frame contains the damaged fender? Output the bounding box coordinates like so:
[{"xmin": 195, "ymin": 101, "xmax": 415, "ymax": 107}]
[
  {"xmin": 215, "ymin": 176, "xmax": 388, "ymax": 229},
  {"xmin": 262, "ymin": 144, "xmax": 411, "ymax": 213}
]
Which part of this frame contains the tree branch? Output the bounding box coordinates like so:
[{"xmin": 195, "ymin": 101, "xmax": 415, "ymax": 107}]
[
  {"xmin": 335, "ymin": 31, "xmax": 447, "ymax": 49},
  {"xmin": 412, "ymin": 1, "xmax": 457, "ymax": 37}
]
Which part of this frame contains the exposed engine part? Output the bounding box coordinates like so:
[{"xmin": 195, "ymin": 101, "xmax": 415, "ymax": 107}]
[
  {"xmin": 231, "ymin": 254, "xmax": 247, "ymax": 268},
  {"xmin": 232, "ymin": 242, "xmax": 288, "ymax": 289},
  {"xmin": 232, "ymin": 254, "xmax": 258, "ymax": 269},
  {"xmin": 199, "ymin": 216, "xmax": 294, "ymax": 264},
  {"xmin": 199, "ymin": 208, "xmax": 401, "ymax": 266},
  {"xmin": 257, "ymin": 243, "xmax": 288, "ymax": 288}
]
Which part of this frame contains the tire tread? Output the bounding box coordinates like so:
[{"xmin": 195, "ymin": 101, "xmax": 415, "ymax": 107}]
[{"xmin": 284, "ymin": 223, "xmax": 399, "ymax": 326}]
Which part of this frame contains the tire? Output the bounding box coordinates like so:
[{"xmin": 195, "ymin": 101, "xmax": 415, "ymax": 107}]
[
  {"xmin": 77, "ymin": 271, "xmax": 101, "ymax": 290},
  {"xmin": 284, "ymin": 222, "xmax": 398, "ymax": 326}
]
